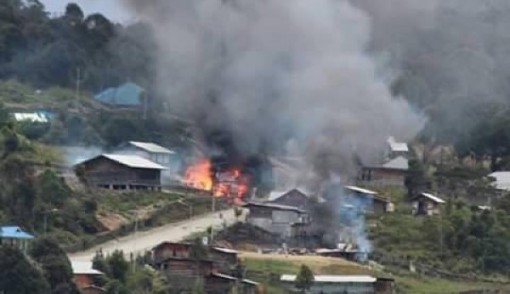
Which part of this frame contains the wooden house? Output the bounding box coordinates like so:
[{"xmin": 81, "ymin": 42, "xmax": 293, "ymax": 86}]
[
  {"xmin": 80, "ymin": 285, "xmax": 106, "ymax": 294},
  {"xmin": 120, "ymin": 141, "xmax": 177, "ymax": 167},
  {"xmin": 76, "ymin": 154, "xmax": 166, "ymax": 190},
  {"xmin": 375, "ymin": 277, "xmax": 396, "ymax": 294},
  {"xmin": 386, "ymin": 136, "xmax": 409, "ymax": 159},
  {"xmin": 344, "ymin": 186, "xmax": 393, "ymax": 214},
  {"xmin": 152, "ymin": 242, "xmax": 239, "ymax": 274},
  {"xmin": 412, "ymin": 193, "xmax": 445, "ymax": 216},
  {"xmin": 243, "ymin": 202, "xmax": 309, "ymax": 238},
  {"xmin": 154, "ymin": 256, "xmax": 257, "ymax": 294},
  {"xmin": 155, "ymin": 257, "xmax": 214, "ymax": 290},
  {"xmin": 153, "ymin": 242, "xmax": 192, "ymax": 262},
  {"xmin": 267, "ymin": 188, "xmax": 316, "ymax": 211},
  {"xmin": 358, "ymin": 156, "xmax": 409, "ymax": 188},
  {"xmin": 206, "ymin": 273, "xmax": 258, "ymax": 294},
  {"xmin": 210, "ymin": 247, "xmax": 239, "ymax": 273},
  {"xmin": 71, "ymin": 261, "xmax": 104, "ymax": 292}
]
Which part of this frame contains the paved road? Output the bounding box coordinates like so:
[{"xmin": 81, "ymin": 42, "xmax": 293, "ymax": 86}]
[{"xmin": 69, "ymin": 208, "xmax": 238, "ymax": 261}]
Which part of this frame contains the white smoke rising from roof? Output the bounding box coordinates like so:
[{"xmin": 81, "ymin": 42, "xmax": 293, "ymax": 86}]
[{"xmin": 121, "ymin": 0, "xmax": 423, "ymax": 183}]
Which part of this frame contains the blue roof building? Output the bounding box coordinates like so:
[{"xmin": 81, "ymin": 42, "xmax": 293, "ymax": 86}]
[
  {"xmin": 0, "ymin": 226, "xmax": 34, "ymax": 239},
  {"xmin": 0, "ymin": 226, "xmax": 34, "ymax": 252},
  {"xmin": 94, "ymin": 82, "xmax": 145, "ymax": 106}
]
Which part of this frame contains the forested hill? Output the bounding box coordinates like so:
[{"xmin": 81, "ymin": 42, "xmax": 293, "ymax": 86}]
[{"xmin": 0, "ymin": 1, "xmax": 154, "ymax": 93}]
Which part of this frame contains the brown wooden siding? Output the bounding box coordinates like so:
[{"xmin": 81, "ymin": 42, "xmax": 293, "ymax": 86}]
[{"xmin": 81, "ymin": 157, "xmax": 161, "ymax": 188}]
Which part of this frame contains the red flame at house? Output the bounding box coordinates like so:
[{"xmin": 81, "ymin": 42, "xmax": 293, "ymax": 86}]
[{"xmin": 183, "ymin": 158, "xmax": 250, "ymax": 200}]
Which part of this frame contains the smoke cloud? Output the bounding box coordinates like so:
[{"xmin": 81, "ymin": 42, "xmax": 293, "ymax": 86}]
[
  {"xmin": 354, "ymin": 0, "xmax": 510, "ymax": 142},
  {"xmin": 120, "ymin": 0, "xmax": 423, "ymax": 184}
]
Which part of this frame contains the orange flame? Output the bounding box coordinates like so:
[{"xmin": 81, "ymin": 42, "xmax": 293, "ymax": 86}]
[
  {"xmin": 184, "ymin": 158, "xmax": 251, "ymax": 200},
  {"xmin": 183, "ymin": 159, "xmax": 213, "ymax": 191}
]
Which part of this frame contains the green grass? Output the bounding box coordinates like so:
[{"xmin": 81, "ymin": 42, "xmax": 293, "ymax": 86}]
[
  {"xmin": 0, "ymin": 79, "xmax": 90, "ymax": 104},
  {"xmin": 98, "ymin": 191, "xmax": 183, "ymax": 218},
  {"xmin": 240, "ymin": 254, "xmax": 510, "ymax": 294},
  {"xmin": 244, "ymin": 258, "xmax": 300, "ymax": 274},
  {"xmin": 395, "ymin": 272, "xmax": 510, "ymax": 294}
]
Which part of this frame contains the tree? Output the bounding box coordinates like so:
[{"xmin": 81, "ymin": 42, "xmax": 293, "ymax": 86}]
[
  {"xmin": 64, "ymin": 3, "xmax": 84, "ymax": 24},
  {"xmin": 105, "ymin": 279, "xmax": 130, "ymax": 294},
  {"xmin": 29, "ymin": 236, "xmax": 79, "ymax": 294},
  {"xmin": 37, "ymin": 169, "xmax": 70, "ymax": 208},
  {"xmin": 107, "ymin": 250, "xmax": 129, "ymax": 283},
  {"xmin": 0, "ymin": 246, "xmax": 51, "ymax": 294},
  {"xmin": 295, "ymin": 264, "xmax": 314, "ymax": 293},
  {"xmin": 405, "ymin": 159, "xmax": 429, "ymax": 198}
]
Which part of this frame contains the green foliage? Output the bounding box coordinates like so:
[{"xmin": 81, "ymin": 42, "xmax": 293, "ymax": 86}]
[
  {"xmin": 0, "ymin": 147, "xmax": 99, "ymax": 241},
  {"xmin": 405, "ymin": 159, "xmax": 430, "ymax": 198},
  {"xmin": 0, "ymin": 2, "xmax": 155, "ymax": 92},
  {"xmin": 295, "ymin": 264, "xmax": 314, "ymax": 292},
  {"xmin": 105, "ymin": 279, "xmax": 130, "ymax": 294},
  {"xmin": 372, "ymin": 197, "xmax": 510, "ymax": 274},
  {"xmin": 0, "ymin": 246, "xmax": 51, "ymax": 294},
  {"xmin": 29, "ymin": 236, "xmax": 79, "ymax": 294},
  {"xmin": 37, "ymin": 169, "xmax": 70, "ymax": 207},
  {"xmin": 107, "ymin": 250, "xmax": 130, "ymax": 283}
]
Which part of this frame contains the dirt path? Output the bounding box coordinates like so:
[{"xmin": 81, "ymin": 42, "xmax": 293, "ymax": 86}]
[{"xmin": 69, "ymin": 208, "xmax": 238, "ymax": 261}]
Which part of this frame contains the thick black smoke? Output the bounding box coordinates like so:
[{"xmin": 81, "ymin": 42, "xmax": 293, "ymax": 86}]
[{"xmin": 121, "ymin": 0, "xmax": 423, "ymax": 187}]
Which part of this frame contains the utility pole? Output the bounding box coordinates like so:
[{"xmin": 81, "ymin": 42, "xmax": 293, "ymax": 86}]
[
  {"xmin": 43, "ymin": 209, "xmax": 58, "ymax": 234},
  {"xmin": 75, "ymin": 67, "xmax": 81, "ymax": 101},
  {"xmin": 133, "ymin": 212, "xmax": 139, "ymax": 271}
]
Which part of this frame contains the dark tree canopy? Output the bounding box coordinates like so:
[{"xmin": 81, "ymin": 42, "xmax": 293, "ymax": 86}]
[
  {"xmin": 295, "ymin": 264, "xmax": 314, "ymax": 292},
  {"xmin": 0, "ymin": 246, "xmax": 51, "ymax": 294},
  {"xmin": 29, "ymin": 236, "xmax": 80, "ymax": 294},
  {"xmin": 0, "ymin": 1, "xmax": 155, "ymax": 92}
]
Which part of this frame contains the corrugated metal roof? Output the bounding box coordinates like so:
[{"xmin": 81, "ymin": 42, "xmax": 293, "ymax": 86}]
[
  {"xmin": 345, "ymin": 186, "xmax": 377, "ymax": 195},
  {"xmin": 488, "ymin": 171, "xmax": 510, "ymax": 191},
  {"xmin": 129, "ymin": 141, "xmax": 175, "ymax": 154},
  {"xmin": 70, "ymin": 261, "xmax": 103, "ymax": 275},
  {"xmin": 94, "ymin": 82, "xmax": 144, "ymax": 106},
  {"xmin": 213, "ymin": 247, "xmax": 238, "ymax": 254},
  {"xmin": 103, "ymin": 154, "xmax": 166, "ymax": 170},
  {"xmin": 267, "ymin": 190, "xmax": 290, "ymax": 202},
  {"xmin": 281, "ymin": 275, "xmax": 377, "ymax": 283},
  {"xmin": 420, "ymin": 193, "xmax": 445, "ymax": 204},
  {"xmin": 382, "ymin": 156, "xmax": 409, "ymax": 170},
  {"xmin": 268, "ymin": 188, "xmax": 307, "ymax": 201},
  {"xmin": 0, "ymin": 226, "xmax": 34, "ymax": 239},
  {"xmin": 211, "ymin": 273, "xmax": 259, "ymax": 285},
  {"xmin": 243, "ymin": 202, "xmax": 306, "ymax": 213},
  {"xmin": 387, "ymin": 136, "xmax": 409, "ymax": 152}
]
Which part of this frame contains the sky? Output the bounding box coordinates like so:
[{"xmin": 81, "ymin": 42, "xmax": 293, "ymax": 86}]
[{"xmin": 40, "ymin": 0, "xmax": 132, "ymax": 23}]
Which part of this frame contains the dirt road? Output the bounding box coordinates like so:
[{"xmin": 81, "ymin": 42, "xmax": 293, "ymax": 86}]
[{"xmin": 69, "ymin": 208, "xmax": 238, "ymax": 261}]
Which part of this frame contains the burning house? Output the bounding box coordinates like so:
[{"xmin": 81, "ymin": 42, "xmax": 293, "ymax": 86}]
[
  {"xmin": 180, "ymin": 147, "xmax": 275, "ymax": 203},
  {"xmin": 76, "ymin": 154, "xmax": 166, "ymax": 190}
]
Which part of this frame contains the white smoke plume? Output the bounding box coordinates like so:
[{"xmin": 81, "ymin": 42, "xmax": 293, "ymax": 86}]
[{"xmin": 120, "ymin": 0, "xmax": 423, "ymax": 184}]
